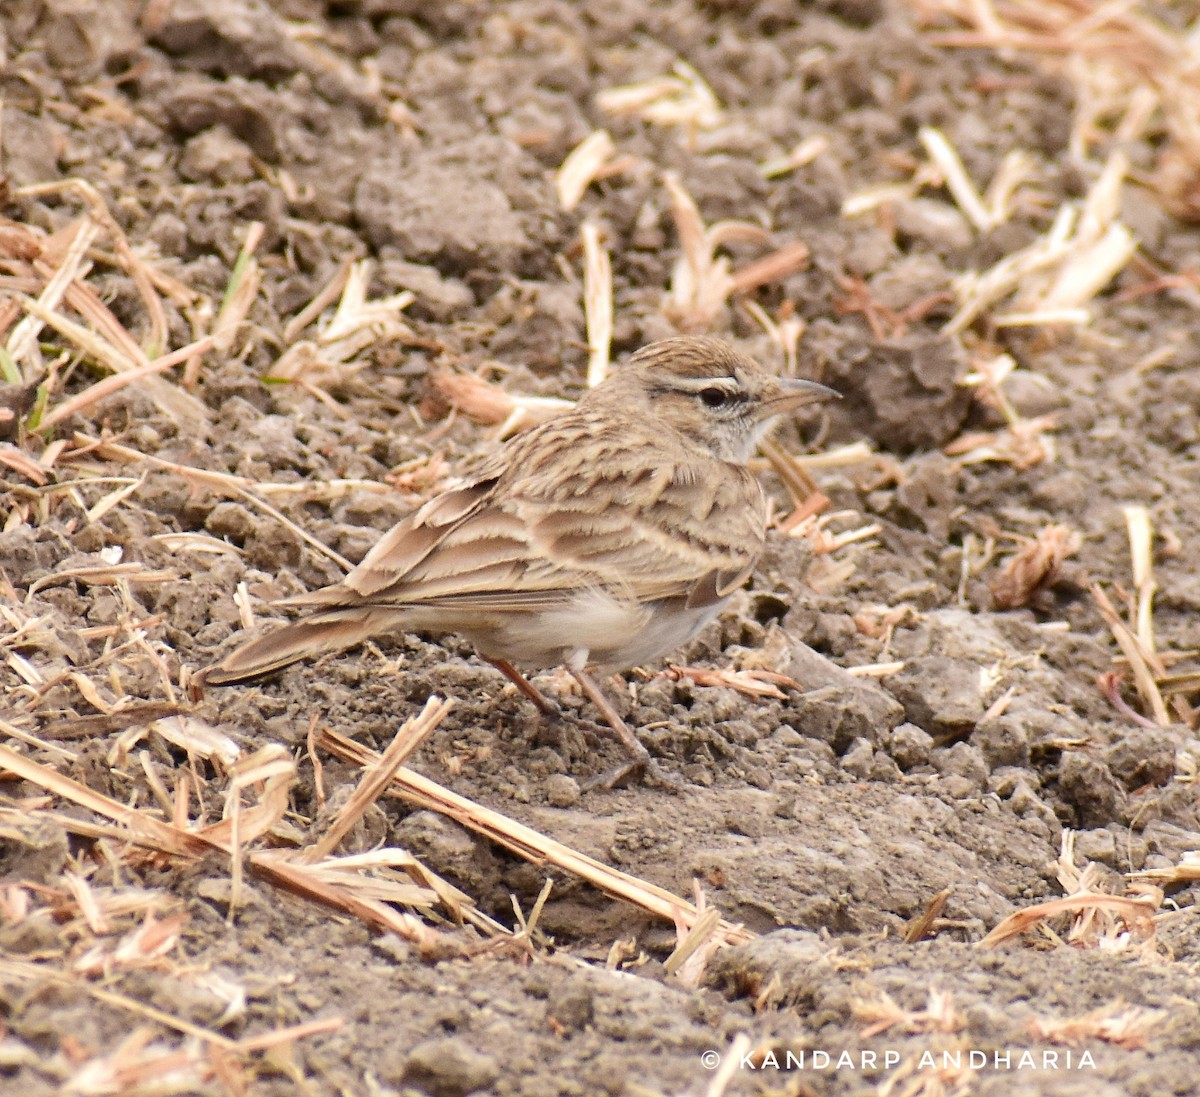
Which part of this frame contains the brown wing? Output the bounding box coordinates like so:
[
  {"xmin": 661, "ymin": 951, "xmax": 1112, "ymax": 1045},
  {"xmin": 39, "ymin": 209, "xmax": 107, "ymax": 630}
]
[
  {"xmin": 284, "ymin": 467, "xmax": 507, "ymax": 607},
  {"xmin": 296, "ymin": 412, "xmax": 766, "ymax": 614}
]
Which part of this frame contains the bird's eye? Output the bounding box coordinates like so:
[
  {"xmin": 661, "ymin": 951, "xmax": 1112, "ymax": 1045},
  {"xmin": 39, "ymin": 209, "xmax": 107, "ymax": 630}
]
[{"xmin": 699, "ymin": 387, "xmax": 729, "ymax": 408}]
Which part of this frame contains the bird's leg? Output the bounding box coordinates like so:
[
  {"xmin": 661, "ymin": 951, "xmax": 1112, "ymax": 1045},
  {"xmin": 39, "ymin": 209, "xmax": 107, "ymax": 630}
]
[
  {"xmin": 567, "ymin": 664, "xmax": 682, "ymax": 792},
  {"xmin": 483, "ymin": 656, "xmax": 556, "ymax": 714}
]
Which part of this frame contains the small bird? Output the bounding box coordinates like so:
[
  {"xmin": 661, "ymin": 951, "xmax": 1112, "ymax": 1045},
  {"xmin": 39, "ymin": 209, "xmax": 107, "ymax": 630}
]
[{"xmin": 204, "ymin": 336, "xmax": 837, "ymax": 786}]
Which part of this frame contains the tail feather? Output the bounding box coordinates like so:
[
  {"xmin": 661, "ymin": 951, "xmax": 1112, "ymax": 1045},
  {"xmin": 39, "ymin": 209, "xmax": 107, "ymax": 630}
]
[{"xmin": 203, "ymin": 609, "xmax": 399, "ymax": 685}]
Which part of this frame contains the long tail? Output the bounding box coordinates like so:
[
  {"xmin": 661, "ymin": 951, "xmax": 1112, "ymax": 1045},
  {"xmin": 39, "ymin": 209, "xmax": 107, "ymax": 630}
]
[{"xmin": 202, "ymin": 608, "xmax": 401, "ymax": 685}]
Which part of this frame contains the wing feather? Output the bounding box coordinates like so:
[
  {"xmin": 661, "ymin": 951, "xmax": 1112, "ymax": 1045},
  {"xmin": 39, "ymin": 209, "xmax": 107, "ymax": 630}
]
[{"xmin": 282, "ymin": 416, "xmax": 764, "ymax": 616}]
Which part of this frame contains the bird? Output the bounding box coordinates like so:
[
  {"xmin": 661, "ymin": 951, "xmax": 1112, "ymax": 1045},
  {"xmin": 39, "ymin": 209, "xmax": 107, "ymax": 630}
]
[{"xmin": 203, "ymin": 335, "xmax": 838, "ymax": 787}]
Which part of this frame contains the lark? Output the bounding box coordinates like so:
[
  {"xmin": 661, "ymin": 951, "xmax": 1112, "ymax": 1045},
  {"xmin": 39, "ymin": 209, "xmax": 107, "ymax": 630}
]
[{"xmin": 204, "ymin": 336, "xmax": 837, "ymax": 786}]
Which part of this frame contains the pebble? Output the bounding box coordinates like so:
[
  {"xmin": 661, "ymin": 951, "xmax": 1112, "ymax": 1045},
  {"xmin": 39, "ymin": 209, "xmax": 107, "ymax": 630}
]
[
  {"xmin": 402, "ymin": 1037, "xmax": 500, "ymax": 1097},
  {"xmin": 841, "ymin": 736, "xmax": 875, "ymax": 778},
  {"xmin": 887, "ymin": 723, "xmax": 934, "ymax": 770},
  {"xmin": 545, "ymin": 774, "xmax": 581, "ymax": 808}
]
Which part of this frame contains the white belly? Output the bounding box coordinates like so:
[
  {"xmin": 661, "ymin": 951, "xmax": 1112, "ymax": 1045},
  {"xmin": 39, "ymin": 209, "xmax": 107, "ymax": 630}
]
[{"xmin": 465, "ymin": 587, "xmax": 725, "ymax": 673}]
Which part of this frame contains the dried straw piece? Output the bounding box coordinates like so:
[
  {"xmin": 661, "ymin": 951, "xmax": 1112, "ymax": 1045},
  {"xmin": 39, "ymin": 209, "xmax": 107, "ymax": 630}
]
[
  {"xmin": 761, "ymin": 134, "xmax": 830, "ymax": 178},
  {"xmin": 944, "ymin": 413, "xmax": 1059, "ymax": 471},
  {"xmin": 704, "ymin": 1034, "xmax": 752, "ymax": 1097},
  {"xmin": 267, "ymin": 259, "xmax": 414, "ymax": 396},
  {"xmin": 596, "ymin": 60, "xmax": 722, "ymax": 140},
  {"xmin": 581, "ymin": 221, "xmax": 613, "ymax": 387},
  {"xmin": 0, "ymin": 716, "xmax": 78, "ymax": 760},
  {"xmin": 0, "ymin": 743, "xmax": 209, "ymax": 858},
  {"xmin": 556, "ymin": 130, "xmax": 619, "ymax": 211},
  {"xmin": 0, "ymin": 735, "xmax": 471, "ymax": 951},
  {"xmin": 211, "ymin": 221, "xmax": 263, "ymax": 356},
  {"xmin": 1131, "ymin": 850, "xmax": 1200, "ymax": 886},
  {"xmin": 150, "ymin": 532, "xmax": 243, "ymax": 559},
  {"xmin": 729, "ymin": 240, "xmax": 811, "ymax": 296},
  {"xmin": 14, "ymin": 955, "xmax": 344, "ymax": 1097},
  {"xmin": 28, "ymin": 561, "xmax": 175, "ymax": 594},
  {"xmin": 68, "ymin": 434, "xmax": 353, "ymax": 572},
  {"xmin": 1092, "ymin": 584, "xmax": 1170, "ymax": 726},
  {"xmin": 282, "ymin": 260, "xmax": 352, "ymax": 344},
  {"xmin": 63, "ymin": 278, "xmax": 154, "ymax": 372},
  {"xmin": 1094, "ymin": 507, "xmax": 1194, "ymax": 726},
  {"xmin": 73, "ymin": 909, "xmax": 190, "ymax": 977},
  {"xmin": 657, "ymin": 664, "xmax": 799, "ymax": 700},
  {"xmin": 1028, "ymin": 1002, "xmax": 1165, "ymax": 1050},
  {"xmin": 302, "ymin": 697, "xmax": 451, "ymax": 863},
  {"xmin": 19, "ymin": 178, "xmax": 171, "ymax": 354},
  {"xmin": 33, "ymin": 333, "xmax": 217, "ymax": 433},
  {"xmin": 784, "ymin": 508, "xmax": 881, "ymax": 557},
  {"xmin": 433, "ymin": 371, "xmax": 574, "ymax": 436},
  {"xmin": 990, "ymin": 524, "xmax": 1082, "ymax": 609},
  {"xmin": 930, "ymin": 147, "xmax": 1138, "ymax": 333},
  {"xmin": 1124, "ymin": 504, "xmax": 1156, "ymax": 653},
  {"xmin": 25, "ymin": 702, "xmax": 188, "ymax": 742},
  {"xmin": 855, "ymin": 987, "xmax": 964, "ymax": 1038},
  {"xmin": 5, "ymin": 217, "xmax": 98, "ymax": 372},
  {"xmin": 663, "ymin": 172, "xmax": 731, "ymax": 330},
  {"xmin": 919, "ymin": 126, "xmax": 994, "ymax": 233},
  {"xmin": 982, "ymin": 833, "xmax": 1161, "ymax": 951},
  {"xmin": 980, "ymin": 891, "xmax": 1159, "ymax": 949},
  {"xmin": 917, "ymin": 0, "xmax": 1200, "ymax": 219},
  {"xmin": 845, "ymin": 660, "xmax": 904, "ymax": 678},
  {"xmin": 743, "ymin": 300, "xmax": 806, "ymax": 377},
  {"xmin": 0, "ymin": 957, "xmax": 247, "ymax": 1048},
  {"xmin": 248, "ymin": 852, "xmax": 455, "ymax": 950},
  {"xmin": 758, "ymin": 435, "xmax": 826, "ymax": 520},
  {"xmin": 664, "ymin": 882, "xmax": 723, "ymax": 987},
  {"xmin": 0, "ymin": 442, "xmax": 51, "ymax": 484},
  {"xmin": 903, "ymin": 886, "xmax": 952, "ymax": 943},
  {"xmin": 662, "ymin": 172, "xmax": 771, "ymax": 331},
  {"xmin": 316, "ymin": 725, "xmax": 753, "ymax": 944}
]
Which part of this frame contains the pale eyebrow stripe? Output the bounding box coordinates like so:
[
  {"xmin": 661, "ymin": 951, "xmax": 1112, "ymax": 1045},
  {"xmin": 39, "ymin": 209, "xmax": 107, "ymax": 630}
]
[{"xmin": 665, "ymin": 376, "xmax": 740, "ymax": 393}]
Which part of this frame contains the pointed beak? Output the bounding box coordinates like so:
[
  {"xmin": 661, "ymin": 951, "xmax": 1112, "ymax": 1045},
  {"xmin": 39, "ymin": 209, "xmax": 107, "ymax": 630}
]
[{"xmin": 768, "ymin": 377, "xmax": 841, "ymax": 414}]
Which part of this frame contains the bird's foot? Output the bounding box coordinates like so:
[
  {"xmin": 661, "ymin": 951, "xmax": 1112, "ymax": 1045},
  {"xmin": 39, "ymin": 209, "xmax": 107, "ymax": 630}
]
[
  {"xmin": 566, "ymin": 664, "xmax": 684, "ymax": 792},
  {"xmin": 581, "ymin": 751, "xmax": 683, "ymax": 793}
]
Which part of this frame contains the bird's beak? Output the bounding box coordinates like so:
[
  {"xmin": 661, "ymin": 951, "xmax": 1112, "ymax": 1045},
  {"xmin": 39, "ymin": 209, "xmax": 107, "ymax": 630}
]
[{"xmin": 767, "ymin": 377, "xmax": 841, "ymax": 414}]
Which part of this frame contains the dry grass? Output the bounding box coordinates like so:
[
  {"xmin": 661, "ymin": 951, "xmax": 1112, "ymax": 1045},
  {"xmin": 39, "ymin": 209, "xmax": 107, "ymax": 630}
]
[
  {"xmin": 989, "ymin": 524, "xmax": 1082, "ymax": 609},
  {"xmin": 0, "ymin": 195, "xmax": 210, "ymax": 439},
  {"xmin": 1131, "ymin": 849, "xmax": 1200, "ymax": 886},
  {"xmin": 597, "ymin": 60, "xmax": 723, "ymax": 145},
  {"xmin": 848, "ymin": 127, "xmax": 1137, "ymax": 338},
  {"xmin": 980, "ymin": 832, "xmax": 1164, "ymax": 952},
  {"xmin": 0, "ymin": 699, "xmax": 482, "ymax": 938},
  {"xmin": 660, "ymin": 173, "xmax": 812, "ymax": 332},
  {"xmin": 6, "ymin": 665, "xmax": 710, "ymax": 1080},
  {"xmin": 581, "ymin": 220, "xmax": 613, "ymax": 386},
  {"xmin": 266, "ymin": 258, "xmax": 416, "ymax": 410},
  {"xmin": 1090, "ymin": 505, "xmax": 1198, "ymax": 729},
  {"xmin": 315, "ymin": 725, "xmax": 754, "ymax": 952},
  {"xmin": 909, "ymin": 0, "xmax": 1200, "ymax": 219},
  {"xmin": 555, "ymin": 130, "xmax": 635, "ymax": 211},
  {"xmin": 761, "ymin": 134, "xmax": 830, "ymax": 179},
  {"xmin": 854, "ymin": 987, "xmax": 965, "ymax": 1039},
  {"xmin": 432, "ymin": 369, "xmax": 574, "ymax": 435},
  {"xmin": 876, "ymin": 1038, "xmax": 977, "ymax": 1097},
  {"xmin": 0, "ymin": 700, "xmax": 465, "ymax": 1088},
  {"xmin": 1028, "ymin": 1000, "xmax": 1166, "ymax": 1050}
]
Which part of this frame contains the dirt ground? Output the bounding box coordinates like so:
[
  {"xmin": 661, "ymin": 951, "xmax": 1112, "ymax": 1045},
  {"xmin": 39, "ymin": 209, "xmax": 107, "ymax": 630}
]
[{"xmin": 3, "ymin": 0, "xmax": 1200, "ymax": 1094}]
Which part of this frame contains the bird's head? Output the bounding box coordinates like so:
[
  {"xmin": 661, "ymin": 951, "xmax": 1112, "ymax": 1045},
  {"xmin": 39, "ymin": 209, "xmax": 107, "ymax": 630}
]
[{"xmin": 594, "ymin": 335, "xmax": 839, "ymax": 462}]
